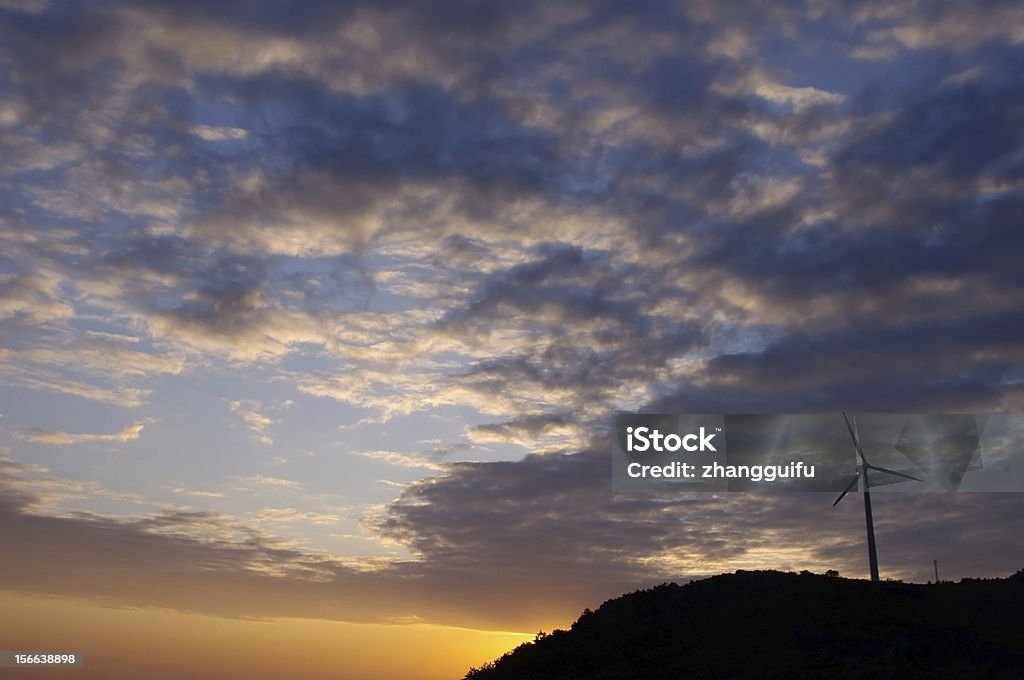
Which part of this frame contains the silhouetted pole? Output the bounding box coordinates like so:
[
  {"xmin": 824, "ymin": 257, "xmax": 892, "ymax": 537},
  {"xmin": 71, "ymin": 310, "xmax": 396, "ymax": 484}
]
[
  {"xmin": 934, "ymin": 559, "xmax": 940, "ymax": 584},
  {"xmin": 863, "ymin": 469, "xmax": 879, "ymax": 583}
]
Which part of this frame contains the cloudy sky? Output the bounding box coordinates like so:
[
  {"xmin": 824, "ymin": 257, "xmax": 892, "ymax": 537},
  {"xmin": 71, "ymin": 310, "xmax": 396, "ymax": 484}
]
[{"xmin": 2, "ymin": 1, "xmax": 1023, "ymax": 678}]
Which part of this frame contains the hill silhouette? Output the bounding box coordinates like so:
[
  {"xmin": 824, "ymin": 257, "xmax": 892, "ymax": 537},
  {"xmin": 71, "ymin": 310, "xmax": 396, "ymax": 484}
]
[{"xmin": 464, "ymin": 569, "xmax": 1024, "ymax": 679}]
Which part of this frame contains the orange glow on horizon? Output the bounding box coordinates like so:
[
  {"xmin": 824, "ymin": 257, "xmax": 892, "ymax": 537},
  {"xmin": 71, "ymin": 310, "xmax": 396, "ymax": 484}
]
[{"xmin": 0, "ymin": 591, "xmax": 534, "ymax": 680}]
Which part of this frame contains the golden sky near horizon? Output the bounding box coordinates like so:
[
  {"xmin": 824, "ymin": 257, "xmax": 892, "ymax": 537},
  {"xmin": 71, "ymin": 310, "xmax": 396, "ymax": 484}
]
[{"xmin": 0, "ymin": 592, "xmax": 534, "ymax": 680}]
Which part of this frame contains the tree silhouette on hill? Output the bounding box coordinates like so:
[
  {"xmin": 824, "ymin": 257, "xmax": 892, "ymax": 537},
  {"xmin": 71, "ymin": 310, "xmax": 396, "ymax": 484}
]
[{"xmin": 465, "ymin": 569, "xmax": 1024, "ymax": 679}]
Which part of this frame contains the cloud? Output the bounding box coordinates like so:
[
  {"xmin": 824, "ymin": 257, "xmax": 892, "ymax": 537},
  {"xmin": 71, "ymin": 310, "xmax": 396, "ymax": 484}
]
[
  {"xmin": 883, "ymin": 2, "xmax": 1024, "ymax": 52},
  {"xmin": 374, "ymin": 444, "xmax": 1024, "ymax": 618},
  {"xmin": 352, "ymin": 450, "xmax": 446, "ymax": 471},
  {"xmin": 0, "ymin": 271, "xmax": 74, "ymax": 325},
  {"xmin": 237, "ymin": 475, "xmax": 303, "ymax": 490},
  {"xmin": 9, "ymin": 0, "xmax": 1015, "ymax": 436},
  {"xmin": 24, "ymin": 421, "xmax": 148, "ymax": 446},
  {"xmin": 190, "ymin": 124, "xmax": 249, "ymax": 141},
  {"xmin": 466, "ymin": 414, "xmax": 588, "ymax": 453},
  {"xmin": 7, "ymin": 446, "xmax": 1022, "ymax": 631},
  {"xmin": 166, "ymin": 485, "xmax": 225, "ymax": 499},
  {"xmin": 0, "ymin": 455, "xmax": 147, "ymax": 511},
  {"xmin": 1, "ymin": 2, "xmax": 1019, "ymax": 434},
  {"xmin": 8, "ymin": 375, "xmax": 151, "ymax": 408},
  {"xmin": 2, "ymin": 0, "xmax": 1019, "ymax": 463},
  {"xmin": 227, "ymin": 400, "xmax": 276, "ymax": 446},
  {"xmin": 257, "ymin": 507, "xmax": 343, "ymax": 525}
]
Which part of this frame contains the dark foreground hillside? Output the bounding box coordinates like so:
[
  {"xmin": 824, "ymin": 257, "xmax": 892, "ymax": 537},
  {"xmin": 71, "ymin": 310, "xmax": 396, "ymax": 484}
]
[{"xmin": 465, "ymin": 570, "xmax": 1024, "ymax": 680}]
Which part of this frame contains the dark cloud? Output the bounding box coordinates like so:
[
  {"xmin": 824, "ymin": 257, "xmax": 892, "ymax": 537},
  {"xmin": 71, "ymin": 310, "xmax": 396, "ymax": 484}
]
[
  {"xmin": 440, "ymin": 244, "xmax": 649, "ymax": 334},
  {"xmin": 205, "ymin": 72, "xmax": 562, "ymax": 199},
  {"xmin": 468, "ymin": 413, "xmax": 576, "ymax": 441},
  {"xmin": 118, "ymin": 0, "xmax": 356, "ymax": 37},
  {"xmin": 839, "ymin": 82, "xmax": 1024, "ymax": 179},
  {"xmin": 694, "ymin": 309, "xmax": 1024, "ymax": 409},
  {"xmin": 0, "ymin": 4, "xmax": 124, "ymax": 120},
  {"xmin": 8, "ymin": 453, "xmax": 1022, "ymax": 631},
  {"xmin": 433, "ymin": 243, "xmax": 708, "ymax": 432},
  {"xmin": 375, "ymin": 446, "xmax": 1024, "ymax": 623}
]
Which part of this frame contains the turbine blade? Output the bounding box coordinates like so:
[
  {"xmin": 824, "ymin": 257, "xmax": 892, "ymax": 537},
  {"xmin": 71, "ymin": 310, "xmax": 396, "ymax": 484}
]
[
  {"xmin": 833, "ymin": 474, "xmax": 859, "ymax": 506},
  {"xmin": 866, "ymin": 464, "xmax": 922, "ymax": 483},
  {"xmin": 842, "ymin": 412, "xmax": 869, "ymax": 465},
  {"xmin": 842, "ymin": 411, "xmax": 857, "ymax": 444}
]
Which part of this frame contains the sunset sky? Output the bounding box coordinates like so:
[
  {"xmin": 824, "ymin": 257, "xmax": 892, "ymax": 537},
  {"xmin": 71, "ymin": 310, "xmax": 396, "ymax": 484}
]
[{"xmin": 2, "ymin": 1, "xmax": 1023, "ymax": 678}]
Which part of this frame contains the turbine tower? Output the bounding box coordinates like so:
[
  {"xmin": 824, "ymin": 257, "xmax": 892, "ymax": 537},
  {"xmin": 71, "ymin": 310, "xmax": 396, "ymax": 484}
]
[{"xmin": 833, "ymin": 412, "xmax": 922, "ymax": 582}]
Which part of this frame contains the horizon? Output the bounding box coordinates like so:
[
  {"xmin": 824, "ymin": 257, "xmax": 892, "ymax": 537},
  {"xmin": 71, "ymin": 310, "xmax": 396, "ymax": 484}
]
[{"xmin": 2, "ymin": 1, "xmax": 1024, "ymax": 678}]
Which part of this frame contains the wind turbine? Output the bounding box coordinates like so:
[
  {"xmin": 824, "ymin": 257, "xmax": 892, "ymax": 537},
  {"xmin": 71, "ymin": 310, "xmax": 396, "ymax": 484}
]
[{"xmin": 833, "ymin": 412, "xmax": 922, "ymax": 583}]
